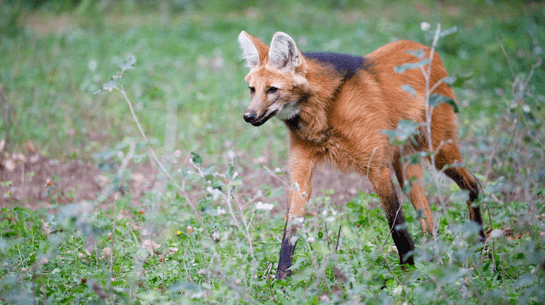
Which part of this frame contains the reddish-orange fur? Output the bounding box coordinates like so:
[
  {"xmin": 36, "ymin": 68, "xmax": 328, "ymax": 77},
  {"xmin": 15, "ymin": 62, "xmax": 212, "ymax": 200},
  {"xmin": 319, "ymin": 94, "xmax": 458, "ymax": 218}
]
[{"xmin": 239, "ymin": 31, "xmax": 483, "ymax": 279}]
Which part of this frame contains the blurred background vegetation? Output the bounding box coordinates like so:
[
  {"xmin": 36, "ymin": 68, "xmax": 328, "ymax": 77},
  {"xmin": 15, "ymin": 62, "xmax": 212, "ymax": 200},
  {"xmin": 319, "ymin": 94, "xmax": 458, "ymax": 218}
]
[{"xmin": 1, "ymin": 0, "xmax": 543, "ymax": 168}]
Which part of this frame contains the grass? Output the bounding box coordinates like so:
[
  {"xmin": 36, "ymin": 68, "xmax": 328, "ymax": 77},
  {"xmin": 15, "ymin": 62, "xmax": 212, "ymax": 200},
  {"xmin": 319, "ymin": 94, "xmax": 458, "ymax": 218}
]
[{"xmin": 1, "ymin": 0, "xmax": 545, "ymax": 304}]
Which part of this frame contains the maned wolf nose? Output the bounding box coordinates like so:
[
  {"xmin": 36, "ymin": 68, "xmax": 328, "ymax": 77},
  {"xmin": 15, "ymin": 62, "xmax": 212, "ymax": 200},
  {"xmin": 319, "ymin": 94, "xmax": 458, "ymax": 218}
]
[{"xmin": 243, "ymin": 112, "xmax": 256, "ymax": 122}]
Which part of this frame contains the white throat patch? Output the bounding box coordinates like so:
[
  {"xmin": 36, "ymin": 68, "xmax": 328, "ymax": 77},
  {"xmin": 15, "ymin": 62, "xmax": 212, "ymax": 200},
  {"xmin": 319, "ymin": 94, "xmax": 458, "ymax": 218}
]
[{"xmin": 274, "ymin": 101, "xmax": 300, "ymax": 121}]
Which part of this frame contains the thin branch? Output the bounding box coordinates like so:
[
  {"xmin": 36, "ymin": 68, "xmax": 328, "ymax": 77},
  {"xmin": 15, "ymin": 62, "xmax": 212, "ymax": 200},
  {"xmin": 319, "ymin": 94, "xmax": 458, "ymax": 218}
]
[
  {"xmin": 114, "ymin": 86, "xmax": 199, "ymax": 216},
  {"xmin": 366, "ymin": 146, "xmax": 379, "ymax": 181},
  {"xmin": 367, "ymin": 210, "xmax": 402, "ymax": 285},
  {"xmin": 335, "ymin": 225, "xmax": 342, "ymax": 253},
  {"xmin": 495, "ymin": 35, "xmax": 516, "ymax": 81},
  {"xmin": 183, "ymin": 244, "xmax": 194, "ymax": 283},
  {"xmin": 161, "ymin": 240, "xmax": 166, "ymax": 293},
  {"xmin": 265, "ymin": 263, "xmax": 277, "ymax": 303},
  {"xmin": 110, "ymin": 193, "xmax": 118, "ymax": 274},
  {"xmin": 484, "ymin": 143, "xmax": 498, "ymax": 180},
  {"xmin": 324, "ymin": 221, "xmax": 331, "ymax": 248},
  {"xmin": 373, "ymin": 200, "xmax": 404, "ymax": 264},
  {"xmin": 520, "ymin": 61, "xmax": 540, "ymax": 93}
]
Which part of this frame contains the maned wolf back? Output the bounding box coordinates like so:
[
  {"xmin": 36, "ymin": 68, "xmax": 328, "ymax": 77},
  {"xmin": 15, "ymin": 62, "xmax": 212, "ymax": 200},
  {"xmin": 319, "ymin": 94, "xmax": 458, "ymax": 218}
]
[{"xmin": 302, "ymin": 52, "xmax": 372, "ymax": 78}]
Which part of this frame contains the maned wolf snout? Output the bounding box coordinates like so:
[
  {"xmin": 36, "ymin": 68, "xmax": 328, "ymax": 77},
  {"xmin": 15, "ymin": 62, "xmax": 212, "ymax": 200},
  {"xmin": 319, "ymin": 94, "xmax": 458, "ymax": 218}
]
[
  {"xmin": 238, "ymin": 30, "xmax": 485, "ymax": 279},
  {"xmin": 242, "ymin": 112, "xmax": 256, "ymax": 123}
]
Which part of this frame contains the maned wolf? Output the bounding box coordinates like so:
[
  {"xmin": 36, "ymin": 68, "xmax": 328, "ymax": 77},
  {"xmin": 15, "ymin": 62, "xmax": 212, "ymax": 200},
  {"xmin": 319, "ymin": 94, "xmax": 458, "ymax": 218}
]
[{"xmin": 238, "ymin": 31, "xmax": 484, "ymax": 279}]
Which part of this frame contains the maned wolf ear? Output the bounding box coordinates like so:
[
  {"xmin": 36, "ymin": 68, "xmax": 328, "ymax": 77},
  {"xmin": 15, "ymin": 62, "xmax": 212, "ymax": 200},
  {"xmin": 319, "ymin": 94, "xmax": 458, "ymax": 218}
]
[
  {"xmin": 269, "ymin": 32, "xmax": 302, "ymax": 70},
  {"xmin": 238, "ymin": 31, "xmax": 269, "ymax": 69}
]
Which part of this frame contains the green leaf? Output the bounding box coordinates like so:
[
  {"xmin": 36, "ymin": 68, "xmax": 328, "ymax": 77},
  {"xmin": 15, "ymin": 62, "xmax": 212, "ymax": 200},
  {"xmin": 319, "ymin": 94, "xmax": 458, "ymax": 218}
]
[
  {"xmin": 394, "ymin": 58, "xmax": 429, "ymax": 73},
  {"xmin": 452, "ymin": 72, "xmax": 473, "ymax": 88},
  {"xmin": 227, "ymin": 163, "xmax": 234, "ymax": 179},
  {"xmin": 428, "ymin": 93, "xmax": 459, "ymax": 113},
  {"xmin": 101, "ymin": 80, "xmax": 117, "ymax": 92},
  {"xmin": 405, "ymin": 48, "xmax": 425, "ymax": 58},
  {"xmin": 401, "ymin": 84, "xmax": 416, "ymax": 97},
  {"xmin": 384, "ymin": 120, "xmax": 420, "ymax": 145},
  {"xmin": 92, "ymin": 148, "xmax": 117, "ymax": 161},
  {"xmin": 515, "ymin": 274, "xmax": 537, "ymax": 288},
  {"xmin": 190, "ymin": 152, "xmax": 203, "ymax": 165},
  {"xmin": 119, "ymin": 55, "xmax": 136, "ymax": 72},
  {"xmin": 441, "ymin": 76, "xmax": 456, "ymax": 85}
]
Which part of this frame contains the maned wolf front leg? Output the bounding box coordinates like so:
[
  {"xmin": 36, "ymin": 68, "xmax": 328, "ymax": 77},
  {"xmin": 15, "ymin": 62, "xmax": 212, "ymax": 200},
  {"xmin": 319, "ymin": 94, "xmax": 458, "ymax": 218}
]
[{"xmin": 276, "ymin": 142, "xmax": 317, "ymax": 279}]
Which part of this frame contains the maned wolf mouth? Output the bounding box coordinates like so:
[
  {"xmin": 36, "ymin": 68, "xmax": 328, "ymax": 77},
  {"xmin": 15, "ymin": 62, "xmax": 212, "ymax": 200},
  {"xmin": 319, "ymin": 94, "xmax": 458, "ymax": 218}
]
[
  {"xmin": 238, "ymin": 30, "xmax": 485, "ymax": 280},
  {"xmin": 243, "ymin": 109, "xmax": 278, "ymax": 126}
]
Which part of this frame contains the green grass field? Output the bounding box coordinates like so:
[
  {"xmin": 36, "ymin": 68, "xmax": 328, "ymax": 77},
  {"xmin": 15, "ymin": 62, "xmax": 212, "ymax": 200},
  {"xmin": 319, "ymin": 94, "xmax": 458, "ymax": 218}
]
[{"xmin": 1, "ymin": 0, "xmax": 544, "ymax": 304}]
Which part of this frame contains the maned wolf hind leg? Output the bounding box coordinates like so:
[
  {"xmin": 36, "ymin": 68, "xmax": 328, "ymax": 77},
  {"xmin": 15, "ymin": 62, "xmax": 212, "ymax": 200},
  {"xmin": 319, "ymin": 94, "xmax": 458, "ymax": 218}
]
[
  {"xmin": 434, "ymin": 142, "xmax": 486, "ymax": 242},
  {"xmin": 370, "ymin": 166, "xmax": 415, "ymax": 265}
]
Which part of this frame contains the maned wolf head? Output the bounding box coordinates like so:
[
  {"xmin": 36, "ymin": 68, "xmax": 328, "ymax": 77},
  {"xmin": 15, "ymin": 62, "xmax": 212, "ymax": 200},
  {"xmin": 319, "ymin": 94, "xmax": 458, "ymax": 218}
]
[{"xmin": 238, "ymin": 31, "xmax": 309, "ymax": 126}]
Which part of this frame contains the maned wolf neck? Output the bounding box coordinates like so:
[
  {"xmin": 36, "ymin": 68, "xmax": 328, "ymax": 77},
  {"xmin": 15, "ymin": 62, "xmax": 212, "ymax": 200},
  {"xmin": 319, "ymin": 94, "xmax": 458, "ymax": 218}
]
[{"xmin": 285, "ymin": 52, "xmax": 374, "ymax": 143}]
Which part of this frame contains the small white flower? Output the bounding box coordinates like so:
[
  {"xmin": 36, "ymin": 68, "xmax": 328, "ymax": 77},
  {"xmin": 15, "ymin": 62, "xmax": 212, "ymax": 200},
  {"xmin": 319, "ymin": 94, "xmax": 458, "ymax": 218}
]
[
  {"xmin": 325, "ymin": 216, "xmax": 335, "ymax": 223},
  {"xmin": 320, "ymin": 295, "xmax": 330, "ymax": 302},
  {"xmin": 142, "ymin": 239, "xmax": 161, "ymax": 250},
  {"xmin": 191, "ymin": 291, "xmax": 205, "ymax": 299},
  {"xmin": 292, "ymin": 217, "xmax": 304, "ymax": 224},
  {"xmin": 490, "ymin": 229, "xmax": 504, "ymax": 238},
  {"xmin": 216, "ymin": 206, "xmax": 226, "ymax": 215},
  {"xmin": 103, "ymin": 247, "xmax": 112, "ymax": 258},
  {"xmin": 88, "ymin": 60, "xmax": 97, "ymax": 71},
  {"xmin": 393, "ymin": 286, "xmax": 402, "ymax": 295},
  {"xmin": 256, "ymin": 201, "xmax": 274, "ymax": 211},
  {"xmin": 212, "ymin": 230, "xmax": 220, "ymax": 242},
  {"xmin": 307, "ymin": 236, "xmax": 315, "ymax": 243},
  {"xmin": 421, "ymin": 22, "xmax": 431, "ymax": 31},
  {"xmin": 522, "ymin": 104, "xmax": 530, "ymax": 113},
  {"xmin": 206, "ymin": 187, "xmax": 222, "ymax": 201}
]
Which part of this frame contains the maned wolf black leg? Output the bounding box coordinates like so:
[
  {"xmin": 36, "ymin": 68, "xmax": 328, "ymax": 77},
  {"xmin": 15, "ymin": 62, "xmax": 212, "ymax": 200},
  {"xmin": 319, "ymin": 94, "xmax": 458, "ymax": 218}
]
[
  {"xmin": 276, "ymin": 142, "xmax": 317, "ymax": 279},
  {"xmin": 276, "ymin": 219, "xmax": 301, "ymax": 279},
  {"xmin": 386, "ymin": 181, "xmax": 415, "ymax": 265},
  {"xmin": 370, "ymin": 167, "xmax": 415, "ymax": 266}
]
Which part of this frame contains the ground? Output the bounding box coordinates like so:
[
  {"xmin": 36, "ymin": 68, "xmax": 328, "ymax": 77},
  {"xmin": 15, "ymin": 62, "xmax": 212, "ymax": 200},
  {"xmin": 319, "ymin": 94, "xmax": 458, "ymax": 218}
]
[{"xmin": 0, "ymin": 152, "xmax": 373, "ymax": 215}]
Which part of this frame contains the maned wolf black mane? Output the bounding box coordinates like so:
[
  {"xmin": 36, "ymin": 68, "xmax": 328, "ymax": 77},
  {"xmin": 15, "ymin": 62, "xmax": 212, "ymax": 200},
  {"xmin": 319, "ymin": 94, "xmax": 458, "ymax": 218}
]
[{"xmin": 303, "ymin": 52, "xmax": 371, "ymax": 79}]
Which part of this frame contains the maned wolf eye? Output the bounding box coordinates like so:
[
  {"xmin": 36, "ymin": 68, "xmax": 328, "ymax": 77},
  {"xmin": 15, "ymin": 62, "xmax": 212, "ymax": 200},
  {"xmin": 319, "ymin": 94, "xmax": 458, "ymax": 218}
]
[
  {"xmin": 249, "ymin": 87, "xmax": 255, "ymax": 94},
  {"xmin": 267, "ymin": 86, "xmax": 278, "ymax": 94}
]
